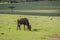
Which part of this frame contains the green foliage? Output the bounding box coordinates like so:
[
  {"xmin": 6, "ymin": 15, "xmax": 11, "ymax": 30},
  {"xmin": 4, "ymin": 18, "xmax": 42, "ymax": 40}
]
[{"xmin": 0, "ymin": 1, "xmax": 60, "ymax": 10}]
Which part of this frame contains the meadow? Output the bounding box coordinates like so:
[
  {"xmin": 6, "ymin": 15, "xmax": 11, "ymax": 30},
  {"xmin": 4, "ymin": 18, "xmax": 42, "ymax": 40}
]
[
  {"xmin": 0, "ymin": 1, "xmax": 60, "ymax": 40},
  {"xmin": 0, "ymin": 13, "xmax": 60, "ymax": 40}
]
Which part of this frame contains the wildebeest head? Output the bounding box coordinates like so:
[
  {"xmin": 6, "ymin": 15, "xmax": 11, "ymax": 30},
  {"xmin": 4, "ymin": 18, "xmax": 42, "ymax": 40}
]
[{"xmin": 27, "ymin": 25, "xmax": 31, "ymax": 31}]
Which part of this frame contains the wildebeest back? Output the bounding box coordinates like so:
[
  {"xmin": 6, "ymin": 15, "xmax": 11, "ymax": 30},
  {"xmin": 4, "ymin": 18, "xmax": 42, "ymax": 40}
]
[{"xmin": 17, "ymin": 18, "xmax": 29, "ymax": 25}]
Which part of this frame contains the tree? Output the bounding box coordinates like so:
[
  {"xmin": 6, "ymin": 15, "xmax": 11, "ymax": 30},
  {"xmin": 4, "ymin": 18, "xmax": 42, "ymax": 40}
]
[
  {"xmin": 8, "ymin": 6, "xmax": 15, "ymax": 14},
  {"xmin": 0, "ymin": 0, "xmax": 1, "ymax": 2}
]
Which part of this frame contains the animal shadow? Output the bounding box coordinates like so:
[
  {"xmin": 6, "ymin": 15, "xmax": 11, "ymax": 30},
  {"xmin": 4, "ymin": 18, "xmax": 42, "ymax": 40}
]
[{"xmin": 32, "ymin": 28, "xmax": 42, "ymax": 32}]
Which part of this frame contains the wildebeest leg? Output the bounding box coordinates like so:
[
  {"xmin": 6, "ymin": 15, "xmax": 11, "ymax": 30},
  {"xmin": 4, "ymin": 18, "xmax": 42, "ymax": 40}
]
[
  {"xmin": 19, "ymin": 25, "xmax": 21, "ymax": 30},
  {"xmin": 17, "ymin": 24, "xmax": 18, "ymax": 30},
  {"xmin": 17, "ymin": 24, "xmax": 21, "ymax": 30},
  {"xmin": 27, "ymin": 25, "xmax": 31, "ymax": 31},
  {"xmin": 24, "ymin": 25, "xmax": 25, "ymax": 30}
]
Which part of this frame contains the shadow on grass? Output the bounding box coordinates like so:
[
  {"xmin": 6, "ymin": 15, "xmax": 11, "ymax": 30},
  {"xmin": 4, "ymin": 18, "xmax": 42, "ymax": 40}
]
[
  {"xmin": 0, "ymin": 33, "xmax": 5, "ymax": 35},
  {"xmin": 0, "ymin": 12, "xmax": 60, "ymax": 16},
  {"xmin": 32, "ymin": 28, "xmax": 42, "ymax": 32}
]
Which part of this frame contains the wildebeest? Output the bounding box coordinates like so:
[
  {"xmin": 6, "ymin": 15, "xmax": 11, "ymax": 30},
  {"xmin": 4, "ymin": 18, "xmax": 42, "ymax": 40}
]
[{"xmin": 17, "ymin": 18, "xmax": 31, "ymax": 31}]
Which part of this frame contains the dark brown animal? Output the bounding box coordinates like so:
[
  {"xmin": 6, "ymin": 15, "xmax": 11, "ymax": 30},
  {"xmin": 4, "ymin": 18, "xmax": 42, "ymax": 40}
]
[{"xmin": 17, "ymin": 18, "xmax": 31, "ymax": 31}]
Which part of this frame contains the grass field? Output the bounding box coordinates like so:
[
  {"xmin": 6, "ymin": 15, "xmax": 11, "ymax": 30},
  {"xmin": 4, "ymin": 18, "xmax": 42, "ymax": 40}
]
[
  {"xmin": 0, "ymin": 1, "xmax": 60, "ymax": 40},
  {"xmin": 0, "ymin": 13, "xmax": 60, "ymax": 40}
]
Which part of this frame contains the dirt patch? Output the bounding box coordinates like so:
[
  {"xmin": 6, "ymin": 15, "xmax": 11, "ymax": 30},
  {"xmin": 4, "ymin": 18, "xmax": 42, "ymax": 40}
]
[
  {"xmin": 43, "ymin": 34, "xmax": 60, "ymax": 40},
  {"xmin": 48, "ymin": 34, "xmax": 60, "ymax": 38}
]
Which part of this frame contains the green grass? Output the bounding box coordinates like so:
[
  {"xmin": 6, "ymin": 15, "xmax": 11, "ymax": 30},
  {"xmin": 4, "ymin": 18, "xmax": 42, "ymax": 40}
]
[
  {"xmin": 0, "ymin": 14, "xmax": 60, "ymax": 40},
  {"xmin": 0, "ymin": 9, "xmax": 60, "ymax": 13}
]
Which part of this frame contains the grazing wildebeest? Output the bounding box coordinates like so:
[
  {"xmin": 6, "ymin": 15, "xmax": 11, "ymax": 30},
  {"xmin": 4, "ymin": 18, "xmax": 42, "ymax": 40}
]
[{"xmin": 17, "ymin": 18, "xmax": 31, "ymax": 31}]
